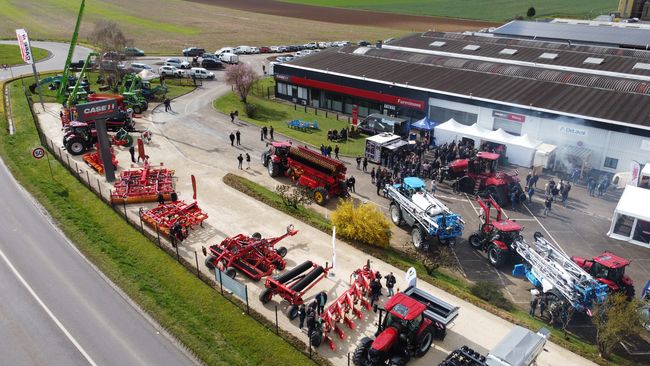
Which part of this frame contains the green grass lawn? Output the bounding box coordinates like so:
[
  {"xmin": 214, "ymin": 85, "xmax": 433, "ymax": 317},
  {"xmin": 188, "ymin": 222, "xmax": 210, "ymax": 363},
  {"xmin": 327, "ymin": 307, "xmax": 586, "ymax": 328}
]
[
  {"xmin": 1, "ymin": 78, "xmax": 315, "ymax": 366},
  {"xmin": 215, "ymin": 79, "xmax": 366, "ymax": 157},
  {"xmin": 0, "ymin": 44, "xmax": 49, "ymax": 66},
  {"xmin": 282, "ymin": 0, "xmax": 617, "ymax": 21}
]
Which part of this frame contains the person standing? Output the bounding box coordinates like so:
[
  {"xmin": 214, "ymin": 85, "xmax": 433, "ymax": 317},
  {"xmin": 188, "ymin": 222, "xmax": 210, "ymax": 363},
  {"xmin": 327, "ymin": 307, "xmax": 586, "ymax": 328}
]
[
  {"xmin": 163, "ymin": 98, "xmax": 172, "ymax": 112},
  {"xmin": 326, "ymin": 145, "xmax": 332, "ymax": 158},
  {"xmin": 229, "ymin": 132, "xmax": 235, "ymax": 146},
  {"xmin": 510, "ymin": 190, "xmax": 517, "ymax": 211},
  {"xmin": 230, "ymin": 111, "xmax": 235, "ymax": 123},
  {"xmin": 262, "ymin": 126, "xmax": 268, "ymax": 140},
  {"xmin": 356, "ymin": 156, "xmax": 362, "ymax": 170},
  {"xmin": 315, "ymin": 291, "xmax": 327, "ymax": 315},
  {"xmin": 237, "ymin": 154, "xmax": 243, "ymax": 170},
  {"xmin": 347, "ymin": 176, "xmax": 356, "ymax": 193},
  {"xmin": 561, "ymin": 182, "xmax": 571, "ymax": 206},
  {"xmin": 430, "ymin": 179, "xmax": 437, "ymax": 195},
  {"xmin": 543, "ymin": 196, "xmax": 552, "ymax": 216},
  {"xmin": 588, "ymin": 177, "xmax": 597, "ymax": 197},
  {"xmin": 362, "ymin": 157, "xmax": 368, "ymax": 172},
  {"xmin": 245, "ymin": 153, "xmax": 251, "ymax": 169},
  {"xmin": 385, "ymin": 272, "xmax": 396, "ymax": 297},
  {"xmin": 527, "ymin": 186, "xmax": 535, "ymax": 203},
  {"xmin": 129, "ymin": 145, "xmax": 136, "ymax": 163},
  {"xmin": 530, "ymin": 289, "xmax": 540, "ymax": 318},
  {"xmin": 530, "ymin": 173, "xmax": 539, "ymax": 188},
  {"xmin": 235, "ymin": 130, "xmax": 241, "ymax": 145},
  {"xmin": 376, "ymin": 176, "xmax": 383, "ymax": 196},
  {"xmin": 334, "ymin": 145, "xmax": 340, "ymax": 159},
  {"xmin": 260, "ymin": 127, "xmax": 264, "ymax": 141},
  {"xmin": 269, "ymin": 125, "xmax": 274, "ymax": 140},
  {"xmin": 306, "ymin": 311, "xmax": 315, "ymax": 338},
  {"xmin": 370, "ymin": 168, "xmax": 376, "ymax": 184},
  {"xmin": 297, "ymin": 304, "xmax": 306, "ymax": 329},
  {"xmin": 370, "ymin": 278, "xmax": 382, "ymax": 307},
  {"xmin": 525, "ymin": 171, "xmax": 532, "ymax": 189}
]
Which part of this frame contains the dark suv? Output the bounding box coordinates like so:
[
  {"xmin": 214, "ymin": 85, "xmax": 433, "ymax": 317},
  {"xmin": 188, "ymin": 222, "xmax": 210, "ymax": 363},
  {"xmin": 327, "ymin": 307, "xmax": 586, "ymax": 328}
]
[
  {"xmin": 201, "ymin": 58, "xmax": 223, "ymax": 69},
  {"xmin": 182, "ymin": 47, "xmax": 205, "ymax": 57}
]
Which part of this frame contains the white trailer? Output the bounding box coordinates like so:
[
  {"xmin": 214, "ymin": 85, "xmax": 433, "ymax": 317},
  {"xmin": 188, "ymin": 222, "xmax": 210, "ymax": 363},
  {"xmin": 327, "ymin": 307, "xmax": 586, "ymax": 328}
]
[{"xmin": 364, "ymin": 133, "xmax": 401, "ymax": 164}]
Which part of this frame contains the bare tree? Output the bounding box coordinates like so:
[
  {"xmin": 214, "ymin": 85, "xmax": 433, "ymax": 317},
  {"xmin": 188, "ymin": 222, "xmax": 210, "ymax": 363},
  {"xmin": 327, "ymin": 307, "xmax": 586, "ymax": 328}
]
[
  {"xmin": 89, "ymin": 21, "xmax": 131, "ymax": 89},
  {"xmin": 224, "ymin": 63, "xmax": 259, "ymax": 104}
]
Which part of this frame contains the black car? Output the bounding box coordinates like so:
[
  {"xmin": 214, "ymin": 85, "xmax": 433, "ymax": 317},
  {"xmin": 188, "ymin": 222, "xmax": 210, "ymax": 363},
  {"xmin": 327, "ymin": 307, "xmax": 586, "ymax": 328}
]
[
  {"xmin": 358, "ymin": 40, "xmax": 371, "ymax": 47},
  {"xmin": 182, "ymin": 47, "xmax": 205, "ymax": 57},
  {"xmin": 201, "ymin": 58, "xmax": 223, "ymax": 69}
]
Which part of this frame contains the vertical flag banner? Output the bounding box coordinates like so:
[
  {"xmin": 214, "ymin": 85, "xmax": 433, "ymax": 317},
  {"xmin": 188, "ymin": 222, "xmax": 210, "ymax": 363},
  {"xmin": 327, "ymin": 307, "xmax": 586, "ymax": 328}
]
[
  {"xmin": 331, "ymin": 226, "xmax": 336, "ymax": 271},
  {"xmin": 15, "ymin": 29, "xmax": 34, "ymax": 64}
]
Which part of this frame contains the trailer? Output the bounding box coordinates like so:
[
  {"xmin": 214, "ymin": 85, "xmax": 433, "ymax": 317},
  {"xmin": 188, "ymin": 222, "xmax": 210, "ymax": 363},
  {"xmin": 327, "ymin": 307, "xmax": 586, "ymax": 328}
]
[
  {"xmin": 110, "ymin": 162, "xmax": 175, "ymax": 204},
  {"xmin": 204, "ymin": 225, "xmax": 297, "ymax": 280},
  {"xmin": 364, "ymin": 133, "xmax": 402, "ymax": 164},
  {"xmin": 139, "ymin": 200, "xmax": 208, "ymax": 238},
  {"xmin": 259, "ymin": 260, "xmax": 332, "ymax": 319}
]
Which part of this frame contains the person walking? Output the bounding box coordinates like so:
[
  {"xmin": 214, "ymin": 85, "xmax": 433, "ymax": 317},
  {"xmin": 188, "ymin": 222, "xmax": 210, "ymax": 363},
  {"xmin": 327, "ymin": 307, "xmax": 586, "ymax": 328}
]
[
  {"xmin": 530, "ymin": 173, "xmax": 539, "ymax": 188},
  {"xmin": 525, "ymin": 171, "xmax": 532, "ymax": 189},
  {"xmin": 530, "ymin": 289, "xmax": 540, "ymax": 318},
  {"xmin": 356, "ymin": 156, "xmax": 362, "ymax": 170},
  {"xmin": 269, "ymin": 125, "xmax": 274, "ymax": 140},
  {"xmin": 370, "ymin": 278, "xmax": 382, "ymax": 307},
  {"xmin": 230, "ymin": 111, "xmax": 235, "ymax": 123},
  {"xmin": 527, "ymin": 186, "xmax": 535, "ymax": 203},
  {"xmin": 362, "ymin": 157, "xmax": 368, "ymax": 172},
  {"xmin": 334, "ymin": 145, "xmax": 340, "ymax": 159},
  {"xmin": 163, "ymin": 98, "xmax": 172, "ymax": 112},
  {"xmin": 385, "ymin": 272, "xmax": 396, "ymax": 297},
  {"xmin": 235, "ymin": 130, "xmax": 241, "ymax": 145},
  {"xmin": 245, "ymin": 153, "xmax": 251, "ymax": 169},
  {"xmin": 588, "ymin": 177, "xmax": 597, "ymax": 197},
  {"xmin": 229, "ymin": 132, "xmax": 235, "ymax": 146},
  {"xmin": 370, "ymin": 168, "xmax": 376, "ymax": 184},
  {"xmin": 326, "ymin": 145, "xmax": 332, "ymax": 158},
  {"xmin": 561, "ymin": 182, "xmax": 571, "ymax": 206},
  {"xmin": 237, "ymin": 154, "xmax": 243, "ymax": 170},
  {"xmin": 543, "ymin": 196, "xmax": 552, "ymax": 216},
  {"xmin": 260, "ymin": 127, "xmax": 264, "ymax": 141},
  {"xmin": 376, "ymin": 176, "xmax": 383, "ymax": 196},
  {"xmin": 129, "ymin": 145, "xmax": 136, "ymax": 163},
  {"xmin": 297, "ymin": 304, "xmax": 306, "ymax": 329},
  {"xmin": 315, "ymin": 291, "xmax": 327, "ymax": 315},
  {"xmin": 262, "ymin": 126, "xmax": 268, "ymax": 140},
  {"xmin": 430, "ymin": 179, "xmax": 437, "ymax": 195}
]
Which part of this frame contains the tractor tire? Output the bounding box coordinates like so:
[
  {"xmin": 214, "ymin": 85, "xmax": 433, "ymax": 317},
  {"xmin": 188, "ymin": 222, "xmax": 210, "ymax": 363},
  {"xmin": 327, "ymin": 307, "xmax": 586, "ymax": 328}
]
[
  {"xmin": 310, "ymin": 330, "xmax": 324, "ymax": 348},
  {"xmin": 142, "ymin": 101, "xmax": 149, "ymax": 111},
  {"xmin": 224, "ymin": 267, "xmax": 237, "ymax": 279},
  {"xmin": 352, "ymin": 337, "xmax": 373, "ymax": 366},
  {"xmin": 204, "ymin": 256, "xmax": 216, "ymax": 270},
  {"xmin": 457, "ymin": 176, "xmax": 475, "ymax": 193},
  {"xmin": 124, "ymin": 134, "xmax": 134, "ymax": 147},
  {"xmin": 268, "ymin": 162, "xmax": 279, "ymax": 177},
  {"xmin": 273, "ymin": 259, "xmax": 286, "ymax": 271},
  {"xmin": 625, "ymin": 285, "xmax": 636, "ymax": 299},
  {"xmin": 276, "ymin": 246, "xmax": 288, "ymax": 258},
  {"xmin": 251, "ymin": 232, "xmax": 262, "ymax": 240},
  {"xmin": 468, "ymin": 232, "xmax": 483, "ymax": 250},
  {"xmin": 389, "ymin": 358, "xmax": 407, "ymax": 366},
  {"xmin": 313, "ymin": 187, "xmax": 328, "ymax": 206},
  {"xmin": 411, "ymin": 225, "xmax": 426, "ymax": 251},
  {"xmin": 259, "ymin": 288, "xmax": 274, "ymax": 304},
  {"xmin": 389, "ymin": 203, "xmax": 403, "ymax": 226},
  {"xmin": 286, "ymin": 305, "xmax": 299, "ymax": 320},
  {"xmin": 65, "ymin": 137, "xmax": 87, "ymax": 155},
  {"xmin": 533, "ymin": 231, "xmax": 544, "ymax": 241},
  {"xmin": 488, "ymin": 244, "xmax": 506, "ymax": 267},
  {"xmin": 132, "ymin": 104, "xmax": 143, "ymax": 114},
  {"xmin": 415, "ymin": 331, "xmax": 433, "ymax": 357},
  {"xmin": 261, "ymin": 155, "xmax": 268, "ymax": 167}
]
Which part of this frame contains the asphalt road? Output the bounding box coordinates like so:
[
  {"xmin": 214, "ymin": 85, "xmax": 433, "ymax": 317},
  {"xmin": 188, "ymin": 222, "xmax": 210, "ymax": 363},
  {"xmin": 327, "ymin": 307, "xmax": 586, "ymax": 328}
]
[
  {"xmin": 0, "ymin": 40, "xmax": 92, "ymax": 79},
  {"xmin": 0, "ymin": 42, "xmax": 196, "ymax": 366}
]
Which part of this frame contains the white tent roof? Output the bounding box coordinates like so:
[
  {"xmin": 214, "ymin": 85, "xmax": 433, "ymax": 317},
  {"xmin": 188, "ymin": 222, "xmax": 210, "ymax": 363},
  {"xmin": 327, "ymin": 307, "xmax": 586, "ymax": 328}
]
[
  {"xmin": 138, "ymin": 69, "xmax": 159, "ymax": 81},
  {"xmin": 642, "ymin": 164, "xmax": 650, "ymax": 177},
  {"xmin": 513, "ymin": 134, "xmax": 542, "ymax": 149},
  {"xmin": 535, "ymin": 143, "xmax": 556, "ymax": 155},
  {"xmin": 465, "ymin": 123, "xmax": 490, "ymax": 136},
  {"xmin": 484, "ymin": 128, "xmax": 515, "ymax": 144},
  {"xmin": 615, "ymin": 185, "xmax": 650, "ymax": 222},
  {"xmin": 435, "ymin": 119, "xmax": 467, "ymax": 132}
]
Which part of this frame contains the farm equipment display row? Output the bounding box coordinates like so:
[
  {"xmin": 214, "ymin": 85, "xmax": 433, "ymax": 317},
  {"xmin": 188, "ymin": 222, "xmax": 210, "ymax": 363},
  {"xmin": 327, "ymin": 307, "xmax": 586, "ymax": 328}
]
[
  {"xmin": 140, "ymin": 200, "xmax": 208, "ymax": 245},
  {"xmin": 111, "ymin": 163, "xmax": 175, "ymax": 204}
]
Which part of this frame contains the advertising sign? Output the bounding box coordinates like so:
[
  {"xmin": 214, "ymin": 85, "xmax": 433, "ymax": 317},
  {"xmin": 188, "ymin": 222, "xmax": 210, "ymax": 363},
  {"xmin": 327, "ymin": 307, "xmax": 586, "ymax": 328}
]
[
  {"xmin": 15, "ymin": 29, "xmax": 34, "ymax": 64},
  {"xmin": 492, "ymin": 110, "xmax": 526, "ymax": 123},
  {"xmin": 352, "ymin": 105, "xmax": 359, "ymax": 126},
  {"xmin": 559, "ymin": 125, "xmax": 588, "ymax": 137},
  {"xmin": 630, "ymin": 160, "xmax": 641, "ymax": 187},
  {"xmin": 76, "ymin": 99, "xmax": 120, "ymax": 122}
]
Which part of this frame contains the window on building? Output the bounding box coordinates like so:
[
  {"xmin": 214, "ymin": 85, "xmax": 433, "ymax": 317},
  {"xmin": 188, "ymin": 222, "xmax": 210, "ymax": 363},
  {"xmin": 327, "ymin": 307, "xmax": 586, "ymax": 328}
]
[
  {"xmin": 493, "ymin": 118, "xmax": 522, "ymax": 136},
  {"xmin": 604, "ymin": 157, "xmax": 618, "ymax": 169},
  {"xmin": 429, "ymin": 106, "xmax": 477, "ymax": 126},
  {"xmin": 277, "ymin": 82, "xmax": 288, "ymax": 95},
  {"xmin": 297, "ymin": 86, "xmax": 308, "ymax": 100}
]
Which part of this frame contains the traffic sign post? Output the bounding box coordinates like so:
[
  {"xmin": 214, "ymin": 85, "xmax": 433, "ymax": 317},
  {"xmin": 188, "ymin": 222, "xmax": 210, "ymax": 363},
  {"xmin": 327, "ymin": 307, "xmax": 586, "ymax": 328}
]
[{"xmin": 33, "ymin": 147, "xmax": 54, "ymax": 180}]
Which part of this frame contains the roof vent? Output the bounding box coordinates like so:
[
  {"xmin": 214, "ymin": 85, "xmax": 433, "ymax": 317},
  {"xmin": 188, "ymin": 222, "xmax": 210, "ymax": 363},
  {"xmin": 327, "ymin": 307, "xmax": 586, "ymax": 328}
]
[
  {"xmin": 463, "ymin": 44, "xmax": 481, "ymax": 51},
  {"xmin": 584, "ymin": 57, "xmax": 605, "ymax": 65},
  {"xmin": 633, "ymin": 62, "xmax": 650, "ymax": 70},
  {"xmin": 539, "ymin": 52, "xmax": 558, "ymax": 60},
  {"xmin": 429, "ymin": 41, "xmax": 446, "ymax": 47},
  {"xmin": 499, "ymin": 48, "xmax": 518, "ymax": 55}
]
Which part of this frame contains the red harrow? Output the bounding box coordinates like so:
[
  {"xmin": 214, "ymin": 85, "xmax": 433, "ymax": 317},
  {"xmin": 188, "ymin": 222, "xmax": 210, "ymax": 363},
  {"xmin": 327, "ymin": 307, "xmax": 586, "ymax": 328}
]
[
  {"xmin": 110, "ymin": 161, "xmax": 175, "ymax": 204},
  {"xmin": 310, "ymin": 262, "xmax": 378, "ymax": 350},
  {"xmin": 139, "ymin": 200, "xmax": 208, "ymax": 236},
  {"xmin": 83, "ymin": 144, "xmax": 118, "ymax": 175},
  {"xmin": 204, "ymin": 225, "xmax": 298, "ymax": 280},
  {"xmin": 259, "ymin": 260, "xmax": 332, "ymax": 319}
]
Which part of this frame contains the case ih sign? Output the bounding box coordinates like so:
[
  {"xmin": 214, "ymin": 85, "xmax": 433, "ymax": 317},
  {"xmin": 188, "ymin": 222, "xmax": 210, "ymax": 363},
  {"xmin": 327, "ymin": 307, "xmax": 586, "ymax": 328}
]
[{"xmin": 76, "ymin": 99, "xmax": 120, "ymax": 122}]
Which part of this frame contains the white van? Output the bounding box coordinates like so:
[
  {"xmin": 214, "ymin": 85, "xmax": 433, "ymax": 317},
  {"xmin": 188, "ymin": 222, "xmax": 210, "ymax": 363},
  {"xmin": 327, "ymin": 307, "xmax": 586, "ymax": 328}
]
[
  {"xmin": 233, "ymin": 45, "xmax": 252, "ymax": 54},
  {"xmin": 220, "ymin": 53, "xmax": 239, "ymax": 64},
  {"xmin": 215, "ymin": 47, "xmax": 234, "ymax": 56},
  {"xmin": 189, "ymin": 67, "xmax": 215, "ymax": 79}
]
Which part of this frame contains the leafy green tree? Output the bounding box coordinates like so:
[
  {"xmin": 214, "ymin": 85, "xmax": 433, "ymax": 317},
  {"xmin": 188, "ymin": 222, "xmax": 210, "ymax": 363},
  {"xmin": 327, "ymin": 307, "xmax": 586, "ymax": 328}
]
[
  {"xmin": 592, "ymin": 293, "xmax": 643, "ymax": 359},
  {"xmin": 527, "ymin": 6, "xmax": 536, "ymax": 18}
]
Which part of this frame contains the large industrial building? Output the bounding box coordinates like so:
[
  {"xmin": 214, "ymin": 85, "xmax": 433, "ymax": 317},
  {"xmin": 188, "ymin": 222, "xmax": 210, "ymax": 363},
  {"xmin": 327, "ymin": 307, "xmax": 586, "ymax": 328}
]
[{"xmin": 274, "ymin": 30, "xmax": 650, "ymax": 173}]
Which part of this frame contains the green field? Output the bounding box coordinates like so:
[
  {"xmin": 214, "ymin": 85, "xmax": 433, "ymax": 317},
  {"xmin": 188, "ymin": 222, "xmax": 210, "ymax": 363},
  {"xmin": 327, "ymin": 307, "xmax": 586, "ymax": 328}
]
[
  {"xmin": 282, "ymin": 0, "xmax": 618, "ymax": 21},
  {"xmin": 0, "ymin": 44, "xmax": 49, "ymax": 66}
]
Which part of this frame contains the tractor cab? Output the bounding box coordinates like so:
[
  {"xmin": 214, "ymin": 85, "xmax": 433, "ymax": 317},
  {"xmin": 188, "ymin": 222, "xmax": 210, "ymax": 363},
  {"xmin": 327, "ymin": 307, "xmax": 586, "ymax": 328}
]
[
  {"xmin": 572, "ymin": 252, "xmax": 634, "ymax": 297},
  {"xmin": 468, "ymin": 152, "xmax": 499, "ymax": 175},
  {"xmin": 67, "ymin": 121, "xmax": 92, "ymax": 137},
  {"xmin": 395, "ymin": 177, "xmax": 426, "ymax": 197},
  {"xmin": 270, "ymin": 141, "xmax": 291, "ymax": 158}
]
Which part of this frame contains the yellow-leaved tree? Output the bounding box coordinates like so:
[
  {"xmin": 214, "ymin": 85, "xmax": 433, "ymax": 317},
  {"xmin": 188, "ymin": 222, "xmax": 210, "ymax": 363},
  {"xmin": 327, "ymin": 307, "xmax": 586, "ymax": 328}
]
[{"xmin": 331, "ymin": 199, "xmax": 391, "ymax": 247}]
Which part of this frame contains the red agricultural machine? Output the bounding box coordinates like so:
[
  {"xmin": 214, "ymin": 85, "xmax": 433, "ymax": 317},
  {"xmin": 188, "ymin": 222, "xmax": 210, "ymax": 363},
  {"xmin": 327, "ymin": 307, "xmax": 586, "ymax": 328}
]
[
  {"xmin": 204, "ymin": 225, "xmax": 297, "ymax": 280},
  {"xmin": 110, "ymin": 162, "xmax": 175, "ymax": 204},
  {"xmin": 310, "ymin": 262, "xmax": 377, "ymax": 350},
  {"xmin": 572, "ymin": 252, "xmax": 635, "ymax": 298},
  {"xmin": 140, "ymin": 200, "xmax": 208, "ymax": 246},
  {"xmin": 83, "ymin": 144, "xmax": 118, "ymax": 175},
  {"xmin": 261, "ymin": 142, "xmax": 348, "ymax": 205},
  {"xmin": 259, "ymin": 260, "xmax": 331, "ymax": 319},
  {"xmin": 438, "ymin": 152, "xmax": 526, "ymax": 205},
  {"xmin": 468, "ymin": 196, "xmax": 523, "ymax": 267},
  {"xmin": 63, "ymin": 121, "xmax": 134, "ymax": 155},
  {"xmin": 352, "ymin": 283, "xmax": 459, "ymax": 366}
]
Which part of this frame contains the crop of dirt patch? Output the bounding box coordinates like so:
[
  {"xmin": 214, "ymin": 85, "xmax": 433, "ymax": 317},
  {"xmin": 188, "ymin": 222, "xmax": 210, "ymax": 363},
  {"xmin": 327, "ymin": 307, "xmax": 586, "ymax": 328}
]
[{"xmin": 185, "ymin": 0, "xmax": 500, "ymax": 32}]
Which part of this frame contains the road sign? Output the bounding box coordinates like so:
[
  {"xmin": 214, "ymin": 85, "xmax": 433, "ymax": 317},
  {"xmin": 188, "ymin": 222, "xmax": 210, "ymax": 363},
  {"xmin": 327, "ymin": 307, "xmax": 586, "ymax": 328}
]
[{"xmin": 32, "ymin": 147, "xmax": 45, "ymax": 159}]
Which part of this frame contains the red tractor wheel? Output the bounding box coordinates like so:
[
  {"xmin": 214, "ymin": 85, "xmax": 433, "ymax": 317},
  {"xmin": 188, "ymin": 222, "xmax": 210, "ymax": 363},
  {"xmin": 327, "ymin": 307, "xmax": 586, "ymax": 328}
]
[
  {"xmin": 488, "ymin": 244, "xmax": 506, "ymax": 267},
  {"xmin": 224, "ymin": 267, "xmax": 237, "ymax": 279},
  {"xmin": 352, "ymin": 337, "xmax": 373, "ymax": 366},
  {"xmin": 468, "ymin": 232, "xmax": 483, "ymax": 250}
]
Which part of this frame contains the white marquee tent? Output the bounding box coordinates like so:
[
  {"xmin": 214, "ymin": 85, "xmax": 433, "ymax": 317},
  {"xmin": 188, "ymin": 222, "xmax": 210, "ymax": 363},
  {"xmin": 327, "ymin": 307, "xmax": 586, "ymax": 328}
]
[{"xmin": 608, "ymin": 185, "xmax": 650, "ymax": 248}]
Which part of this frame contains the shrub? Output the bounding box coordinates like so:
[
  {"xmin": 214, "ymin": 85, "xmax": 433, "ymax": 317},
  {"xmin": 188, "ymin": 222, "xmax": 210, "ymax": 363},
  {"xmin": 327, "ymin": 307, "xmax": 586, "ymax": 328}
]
[
  {"xmin": 331, "ymin": 199, "xmax": 391, "ymax": 247},
  {"xmin": 245, "ymin": 103, "xmax": 257, "ymax": 118},
  {"xmin": 275, "ymin": 184, "xmax": 313, "ymax": 208},
  {"xmin": 470, "ymin": 281, "xmax": 514, "ymax": 311}
]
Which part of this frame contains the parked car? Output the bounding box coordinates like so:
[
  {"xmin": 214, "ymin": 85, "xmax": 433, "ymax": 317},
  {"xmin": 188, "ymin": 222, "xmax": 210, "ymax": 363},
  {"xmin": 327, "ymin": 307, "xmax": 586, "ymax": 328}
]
[
  {"xmin": 165, "ymin": 58, "xmax": 190, "ymax": 69},
  {"xmin": 284, "ymin": 56, "xmax": 295, "ymax": 62},
  {"xmin": 275, "ymin": 56, "xmax": 287, "ymax": 63},
  {"xmin": 201, "ymin": 58, "xmax": 223, "ymax": 69},
  {"xmin": 189, "ymin": 67, "xmax": 214, "ymax": 79},
  {"xmin": 159, "ymin": 65, "xmax": 178, "ymax": 76},
  {"xmin": 317, "ymin": 42, "xmax": 330, "ymax": 49},
  {"xmin": 278, "ymin": 45, "xmax": 289, "ymax": 52},
  {"xmin": 182, "ymin": 47, "xmax": 205, "ymax": 57},
  {"xmin": 269, "ymin": 46, "xmax": 280, "ymax": 53},
  {"xmin": 259, "ymin": 46, "xmax": 271, "ymax": 53},
  {"xmin": 358, "ymin": 40, "xmax": 371, "ymax": 46},
  {"xmin": 233, "ymin": 45, "xmax": 252, "ymax": 54},
  {"xmin": 250, "ymin": 47, "xmax": 260, "ymax": 54},
  {"xmin": 220, "ymin": 53, "xmax": 239, "ymax": 64},
  {"xmin": 215, "ymin": 47, "xmax": 234, "ymax": 56},
  {"xmin": 202, "ymin": 53, "xmax": 219, "ymax": 61},
  {"xmin": 102, "ymin": 51, "xmax": 125, "ymax": 60},
  {"xmin": 124, "ymin": 47, "xmax": 145, "ymax": 56},
  {"xmin": 129, "ymin": 62, "xmax": 152, "ymax": 72},
  {"xmin": 304, "ymin": 42, "xmax": 318, "ymax": 49}
]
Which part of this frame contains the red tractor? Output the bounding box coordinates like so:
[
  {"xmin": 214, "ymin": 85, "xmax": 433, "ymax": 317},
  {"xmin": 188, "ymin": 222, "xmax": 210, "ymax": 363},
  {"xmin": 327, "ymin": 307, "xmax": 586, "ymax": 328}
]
[
  {"xmin": 572, "ymin": 252, "xmax": 635, "ymax": 298},
  {"xmin": 261, "ymin": 142, "xmax": 348, "ymax": 205},
  {"xmin": 468, "ymin": 196, "xmax": 523, "ymax": 267},
  {"xmin": 352, "ymin": 285, "xmax": 459, "ymax": 366},
  {"xmin": 438, "ymin": 152, "xmax": 526, "ymax": 205}
]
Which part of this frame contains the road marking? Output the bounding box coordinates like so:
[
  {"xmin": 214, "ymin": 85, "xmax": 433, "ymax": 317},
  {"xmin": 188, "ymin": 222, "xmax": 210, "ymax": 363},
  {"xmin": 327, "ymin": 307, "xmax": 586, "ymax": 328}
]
[
  {"xmin": 464, "ymin": 193, "xmax": 480, "ymax": 216},
  {"xmin": 521, "ymin": 202, "xmax": 568, "ymax": 257},
  {"xmin": 0, "ymin": 247, "xmax": 98, "ymax": 366},
  {"xmin": 509, "ymin": 218, "xmax": 536, "ymax": 222}
]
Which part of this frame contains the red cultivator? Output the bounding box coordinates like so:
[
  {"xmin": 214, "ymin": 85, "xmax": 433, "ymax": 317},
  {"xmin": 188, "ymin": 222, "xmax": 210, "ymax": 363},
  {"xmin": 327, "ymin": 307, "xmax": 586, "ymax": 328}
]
[
  {"xmin": 259, "ymin": 260, "xmax": 332, "ymax": 319},
  {"xmin": 110, "ymin": 161, "xmax": 175, "ymax": 204},
  {"xmin": 311, "ymin": 262, "xmax": 378, "ymax": 350},
  {"xmin": 204, "ymin": 225, "xmax": 298, "ymax": 280},
  {"xmin": 139, "ymin": 200, "xmax": 208, "ymax": 243},
  {"xmin": 83, "ymin": 145, "xmax": 118, "ymax": 175}
]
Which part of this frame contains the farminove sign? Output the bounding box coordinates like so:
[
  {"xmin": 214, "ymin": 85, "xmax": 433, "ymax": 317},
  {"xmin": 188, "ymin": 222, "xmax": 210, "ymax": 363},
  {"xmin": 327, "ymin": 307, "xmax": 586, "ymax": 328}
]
[{"xmin": 559, "ymin": 125, "xmax": 587, "ymax": 137}]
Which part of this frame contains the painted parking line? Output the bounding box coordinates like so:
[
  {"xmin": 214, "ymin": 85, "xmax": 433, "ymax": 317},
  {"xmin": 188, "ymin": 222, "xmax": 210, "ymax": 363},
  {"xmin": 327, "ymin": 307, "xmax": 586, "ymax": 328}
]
[{"xmin": 521, "ymin": 202, "xmax": 568, "ymax": 257}]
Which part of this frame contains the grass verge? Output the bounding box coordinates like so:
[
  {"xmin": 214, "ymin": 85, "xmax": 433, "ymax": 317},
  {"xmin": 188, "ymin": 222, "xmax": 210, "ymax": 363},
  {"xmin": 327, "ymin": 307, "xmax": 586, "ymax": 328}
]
[
  {"xmin": 214, "ymin": 78, "xmax": 366, "ymax": 157},
  {"xmin": 1, "ymin": 78, "xmax": 317, "ymax": 366},
  {"xmin": 223, "ymin": 172, "xmax": 628, "ymax": 366},
  {"xmin": 0, "ymin": 44, "xmax": 49, "ymax": 66}
]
